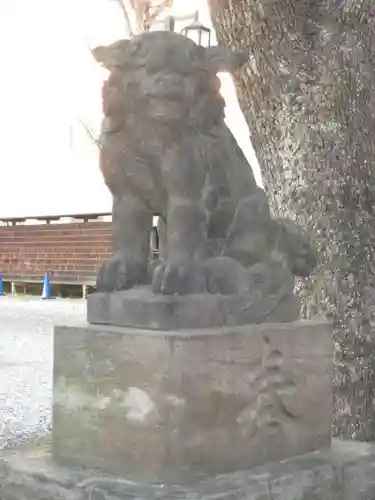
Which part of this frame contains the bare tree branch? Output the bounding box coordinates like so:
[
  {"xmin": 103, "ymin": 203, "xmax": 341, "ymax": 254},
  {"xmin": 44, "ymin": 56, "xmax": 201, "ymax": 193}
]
[
  {"xmin": 79, "ymin": 120, "xmax": 99, "ymax": 146},
  {"xmin": 112, "ymin": 0, "xmax": 135, "ymax": 35},
  {"xmin": 140, "ymin": 0, "xmax": 173, "ymax": 31},
  {"xmin": 113, "ymin": 0, "xmax": 173, "ymax": 33}
]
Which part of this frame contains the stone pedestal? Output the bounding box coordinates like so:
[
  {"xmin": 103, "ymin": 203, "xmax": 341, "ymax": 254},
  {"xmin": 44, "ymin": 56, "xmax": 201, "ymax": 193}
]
[
  {"xmin": 87, "ymin": 288, "xmax": 301, "ymax": 329},
  {"xmin": 2, "ymin": 439, "xmax": 375, "ymax": 500},
  {"xmin": 52, "ymin": 319, "xmax": 332, "ymax": 483}
]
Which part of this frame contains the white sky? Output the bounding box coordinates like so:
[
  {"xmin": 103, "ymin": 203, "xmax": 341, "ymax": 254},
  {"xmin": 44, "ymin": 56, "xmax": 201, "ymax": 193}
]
[{"xmin": 0, "ymin": 0, "xmax": 261, "ymax": 219}]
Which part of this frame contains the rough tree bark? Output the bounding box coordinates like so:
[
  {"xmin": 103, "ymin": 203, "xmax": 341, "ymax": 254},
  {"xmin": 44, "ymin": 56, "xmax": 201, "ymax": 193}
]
[{"xmin": 209, "ymin": 0, "xmax": 375, "ymax": 439}]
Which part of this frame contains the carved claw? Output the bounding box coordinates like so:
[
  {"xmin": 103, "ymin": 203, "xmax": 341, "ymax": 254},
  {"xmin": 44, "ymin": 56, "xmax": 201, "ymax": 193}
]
[
  {"xmin": 96, "ymin": 253, "xmax": 146, "ymax": 292},
  {"xmin": 151, "ymin": 260, "xmax": 206, "ymax": 295}
]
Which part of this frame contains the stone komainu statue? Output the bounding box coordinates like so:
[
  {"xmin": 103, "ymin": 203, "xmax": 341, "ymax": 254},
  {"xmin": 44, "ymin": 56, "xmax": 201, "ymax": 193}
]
[{"xmin": 92, "ymin": 31, "xmax": 316, "ymax": 317}]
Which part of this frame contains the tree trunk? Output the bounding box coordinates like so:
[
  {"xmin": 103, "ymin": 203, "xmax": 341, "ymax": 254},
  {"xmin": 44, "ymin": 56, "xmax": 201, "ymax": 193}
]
[{"xmin": 209, "ymin": 0, "xmax": 375, "ymax": 439}]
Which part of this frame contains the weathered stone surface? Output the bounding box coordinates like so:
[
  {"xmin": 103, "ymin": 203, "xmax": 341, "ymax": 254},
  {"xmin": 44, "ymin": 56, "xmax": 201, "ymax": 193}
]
[
  {"xmin": 2, "ymin": 439, "xmax": 375, "ymax": 499},
  {"xmin": 92, "ymin": 30, "xmax": 317, "ymax": 313},
  {"xmin": 87, "ymin": 287, "xmax": 301, "ymax": 329},
  {"xmin": 52, "ymin": 320, "xmax": 332, "ymax": 482}
]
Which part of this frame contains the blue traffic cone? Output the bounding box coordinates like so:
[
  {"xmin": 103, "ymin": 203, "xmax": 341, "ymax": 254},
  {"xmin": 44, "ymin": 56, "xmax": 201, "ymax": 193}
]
[
  {"xmin": 41, "ymin": 272, "xmax": 53, "ymax": 299},
  {"xmin": 0, "ymin": 274, "xmax": 3, "ymax": 296}
]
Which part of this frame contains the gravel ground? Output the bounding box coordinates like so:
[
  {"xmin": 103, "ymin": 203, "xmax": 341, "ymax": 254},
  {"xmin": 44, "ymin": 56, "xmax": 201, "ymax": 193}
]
[{"xmin": 0, "ymin": 297, "xmax": 86, "ymax": 449}]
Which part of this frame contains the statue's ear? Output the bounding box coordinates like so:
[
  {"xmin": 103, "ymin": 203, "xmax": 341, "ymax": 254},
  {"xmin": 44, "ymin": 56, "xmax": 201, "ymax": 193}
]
[
  {"xmin": 204, "ymin": 46, "xmax": 248, "ymax": 73},
  {"xmin": 91, "ymin": 46, "xmax": 110, "ymax": 65},
  {"xmin": 91, "ymin": 40, "xmax": 131, "ymax": 69}
]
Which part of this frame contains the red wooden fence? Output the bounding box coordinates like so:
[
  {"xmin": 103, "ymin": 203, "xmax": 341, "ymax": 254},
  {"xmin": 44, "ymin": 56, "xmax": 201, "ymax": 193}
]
[{"xmin": 0, "ymin": 221, "xmax": 112, "ymax": 285}]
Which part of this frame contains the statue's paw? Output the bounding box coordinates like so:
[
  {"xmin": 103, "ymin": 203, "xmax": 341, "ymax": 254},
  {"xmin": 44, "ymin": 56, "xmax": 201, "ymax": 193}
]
[
  {"xmin": 96, "ymin": 253, "xmax": 146, "ymax": 292},
  {"xmin": 205, "ymin": 257, "xmax": 250, "ymax": 295},
  {"xmin": 247, "ymin": 261, "xmax": 294, "ymax": 296},
  {"xmin": 151, "ymin": 260, "xmax": 206, "ymax": 295}
]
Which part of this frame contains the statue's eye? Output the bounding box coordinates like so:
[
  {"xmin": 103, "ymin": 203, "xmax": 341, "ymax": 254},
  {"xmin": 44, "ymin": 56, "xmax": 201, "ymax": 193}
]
[
  {"xmin": 154, "ymin": 75, "xmax": 164, "ymax": 86},
  {"xmin": 128, "ymin": 41, "xmax": 140, "ymax": 56}
]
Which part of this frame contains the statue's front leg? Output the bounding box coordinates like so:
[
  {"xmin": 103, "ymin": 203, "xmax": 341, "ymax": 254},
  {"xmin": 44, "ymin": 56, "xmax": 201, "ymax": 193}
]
[
  {"xmin": 152, "ymin": 148, "xmax": 208, "ymax": 295},
  {"xmin": 97, "ymin": 194, "xmax": 152, "ymax": 292},
  {"xmin": 152, "ymin": 199, "xmax": 207, "ymax": 295}
]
